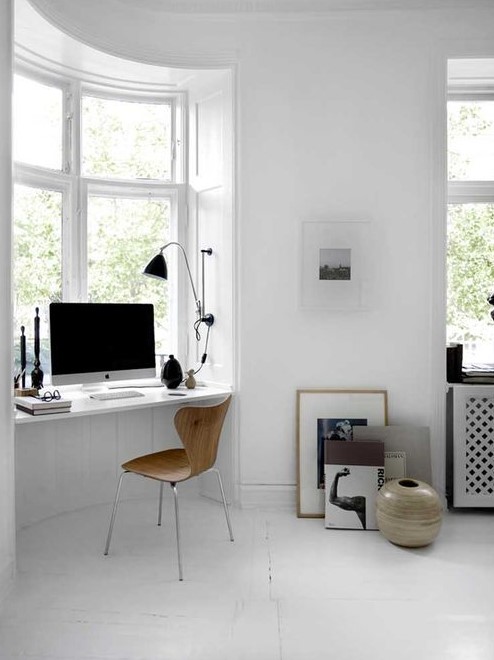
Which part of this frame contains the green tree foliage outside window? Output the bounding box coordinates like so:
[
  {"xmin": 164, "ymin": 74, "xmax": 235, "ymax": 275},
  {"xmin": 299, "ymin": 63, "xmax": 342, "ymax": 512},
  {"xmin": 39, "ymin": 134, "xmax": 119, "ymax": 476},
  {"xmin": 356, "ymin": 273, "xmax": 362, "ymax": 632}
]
[
  {"xmin": 448, "ymin": 101, "xmax": 494, "ymax": 181},
  {"xmin": 13, "ymin": 185, "xmax": 62, "ymax": 373},
  {"xmin": 447, "ymin": 100, "xmax": 494, "ymax": 361},
  {"xmin": 82, "ymin": 96, "xmax": 171, "ymax": 180},
  {"xmin": 447, "ymin": 204, "xmax": 494, "ymax": 344},
  {"xmin": 87, "ymin": 196, "xmax": 170, "ymax": 353},
  {"xmin": 13, "ymin": 78, "xmax": 176, "ymax": 378}
]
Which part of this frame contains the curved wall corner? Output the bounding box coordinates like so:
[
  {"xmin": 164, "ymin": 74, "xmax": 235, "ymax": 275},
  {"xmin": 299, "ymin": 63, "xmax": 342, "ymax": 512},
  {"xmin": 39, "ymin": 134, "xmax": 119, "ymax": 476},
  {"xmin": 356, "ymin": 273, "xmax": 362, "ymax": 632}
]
[{"xmin": 25, "ymin": 0, "xmax": 239, "ymax": 68}]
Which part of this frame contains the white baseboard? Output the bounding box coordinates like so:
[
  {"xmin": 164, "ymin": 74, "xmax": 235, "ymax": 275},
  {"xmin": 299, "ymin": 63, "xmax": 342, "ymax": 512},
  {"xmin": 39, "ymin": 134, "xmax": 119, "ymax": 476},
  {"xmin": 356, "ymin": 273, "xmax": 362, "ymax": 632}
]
[
  {"xmin": 0, "ymin": 560, "xmax": 15, "ymax": 606},
  {"xmin": 238, "ymin": 484, "xmax": 296, "ymax": 510}
]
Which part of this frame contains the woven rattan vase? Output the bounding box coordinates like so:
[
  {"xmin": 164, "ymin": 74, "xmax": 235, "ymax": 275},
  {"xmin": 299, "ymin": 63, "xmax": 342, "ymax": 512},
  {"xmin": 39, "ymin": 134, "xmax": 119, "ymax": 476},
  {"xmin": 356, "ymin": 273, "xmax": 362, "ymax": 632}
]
[{"xmin": 376, "ymin": 478, "xmax": 442, "ymax": 548}]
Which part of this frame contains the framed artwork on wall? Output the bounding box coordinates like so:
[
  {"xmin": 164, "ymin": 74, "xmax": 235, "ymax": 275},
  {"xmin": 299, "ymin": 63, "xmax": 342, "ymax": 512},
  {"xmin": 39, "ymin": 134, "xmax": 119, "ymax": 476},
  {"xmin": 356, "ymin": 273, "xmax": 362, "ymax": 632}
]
[
  {"xmin": 296, "ymin": 388, "xmax": 388, "ymax": 517},
  {"xmin": 300, "ymin": 220, "xmax": 371, "ymax": 310}
]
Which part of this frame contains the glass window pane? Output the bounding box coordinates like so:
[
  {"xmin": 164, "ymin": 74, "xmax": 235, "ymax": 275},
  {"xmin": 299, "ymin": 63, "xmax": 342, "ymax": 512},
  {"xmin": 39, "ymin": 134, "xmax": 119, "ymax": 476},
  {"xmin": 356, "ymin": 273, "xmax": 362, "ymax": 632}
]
[
  {"xmin": 13, "ymin": 185, "xmax": 63, "ymax": 381},
  {"xmin": 448, "ymin": 101, "xmax": 494, "ymax": 181},
  {"xmin": 13, "ymin": 75, "xmax": 63, "ymax": 170},
  {"xmin": 87, "ymin": 196, "xmax": 170, "ymax": 353},
  {"xmin": 447, "ymin": 203, "xmax": 494, "ymax": 364},
  {"xmin": 82, "ymin": 96, "xmax": 171, "ymax": 180}
]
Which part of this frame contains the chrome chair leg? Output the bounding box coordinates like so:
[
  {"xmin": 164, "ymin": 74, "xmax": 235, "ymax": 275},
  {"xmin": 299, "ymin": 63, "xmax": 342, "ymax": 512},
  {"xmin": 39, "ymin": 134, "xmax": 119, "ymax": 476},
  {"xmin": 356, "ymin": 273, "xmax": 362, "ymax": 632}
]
[
  {"xmin": 157, "ymin": 481, "xmax": 164, "ymax": 526},
  {"xmin": 212, "ymin": 467, "xmax": 234, "ymax": 542},
  {"xmin": 171, "ymin": 483, "xmax": 183, "ymax": 581},
  {"xmin": 104, "ymin": 470, "xmax": 128, "ymax": 556}
]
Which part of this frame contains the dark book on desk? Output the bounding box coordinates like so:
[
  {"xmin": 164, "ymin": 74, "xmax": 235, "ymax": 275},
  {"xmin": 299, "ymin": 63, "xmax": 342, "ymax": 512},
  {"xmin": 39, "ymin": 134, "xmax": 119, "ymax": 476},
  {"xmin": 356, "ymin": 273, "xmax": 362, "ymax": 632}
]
[
  {"xmin": 14, "ymin": 396, "xmax": 72, "ymax": 414},
  {"xmin": 15, "ymin": 404, "xmax": 71, "ymax": 416}
]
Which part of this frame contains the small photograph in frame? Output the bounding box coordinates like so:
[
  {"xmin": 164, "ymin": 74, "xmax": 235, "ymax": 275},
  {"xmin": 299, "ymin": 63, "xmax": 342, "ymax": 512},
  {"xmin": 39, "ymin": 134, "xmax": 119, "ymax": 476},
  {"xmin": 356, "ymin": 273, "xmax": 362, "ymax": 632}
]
[
  {"xmin": 301, "ymin": 220, "xmax": 370, "ymax": 310},
  {"xmin": 319, "ymin": 248, "xmax": 351, "ymax": 281},
  {"xmin": 316, "ymin": 417, "xmax": 368, "ymax": 489},
  {"xmin": 297, "ymin": 389, "xmax": 388, "ymax": 518}
]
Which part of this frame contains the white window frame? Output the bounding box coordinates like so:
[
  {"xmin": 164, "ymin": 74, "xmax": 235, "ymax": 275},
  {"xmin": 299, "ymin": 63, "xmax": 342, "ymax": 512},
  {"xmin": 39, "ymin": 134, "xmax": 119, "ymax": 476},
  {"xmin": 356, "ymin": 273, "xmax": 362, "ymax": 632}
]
[
  {"xmin": 13, "ymin": 164, "xmax": 71, "ymax": 300},
  {"xmin": 447, "ymin": 91, "xmax": 494, "ymax": 204},
  {"xmin": 78, "ymin": 84, "xmax": 179, "ymax": 183},
  {"xmin": 13, "ymin": 66, "xmax": 187, "ymax": 358},
  {"xmin": 446, "ymin": 90, "xmax": 494, "ymax": 359}
]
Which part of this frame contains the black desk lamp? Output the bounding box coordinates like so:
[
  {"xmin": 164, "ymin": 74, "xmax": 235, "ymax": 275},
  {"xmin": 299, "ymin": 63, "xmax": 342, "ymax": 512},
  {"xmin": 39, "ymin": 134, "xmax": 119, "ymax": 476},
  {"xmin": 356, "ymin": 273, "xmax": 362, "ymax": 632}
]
[
  {"xmin": 143, "ymin": 241, "xmax": 214, "ymax": 327},
  {"xmin": 143, "ymin": 242, "xmax": 214, "ymax": 374}
]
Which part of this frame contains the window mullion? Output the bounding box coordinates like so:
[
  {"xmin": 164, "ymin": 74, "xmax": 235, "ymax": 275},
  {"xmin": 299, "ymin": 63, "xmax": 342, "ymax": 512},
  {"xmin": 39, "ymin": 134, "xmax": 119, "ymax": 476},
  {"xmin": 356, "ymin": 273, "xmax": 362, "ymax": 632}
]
[
  {"xmin": 77, "ymin": 179, "xmax": 88, "ymax": 302},
  {"xmin": 70, "ymin": 81, "xmax": 82, "ymax": 177},
  {"xmin": 61, "ymin": 185, "xmax": 71, "ymax": 301},
  {"xmin": 448, "ymin": 181, "xmax": 494, "ymax": 204},
  {"xmin": 64, "ymin": 81, "xmax": 85, "ymax": 302}
]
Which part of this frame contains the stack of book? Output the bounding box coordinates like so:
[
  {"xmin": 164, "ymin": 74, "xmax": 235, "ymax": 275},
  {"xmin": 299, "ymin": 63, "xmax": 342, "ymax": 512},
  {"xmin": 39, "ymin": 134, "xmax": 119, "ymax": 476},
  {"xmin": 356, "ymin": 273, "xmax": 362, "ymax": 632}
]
[
  {"xmin": 324, "ymin": 440, "xmax": 385, "ymax": 531},
  {"xmin": 14, "ymin": 396, "xmax": 72, "ymax": 416},
  {"xmin": 462, "ymin": 363, "xmax": 494, "ymax": 383}
]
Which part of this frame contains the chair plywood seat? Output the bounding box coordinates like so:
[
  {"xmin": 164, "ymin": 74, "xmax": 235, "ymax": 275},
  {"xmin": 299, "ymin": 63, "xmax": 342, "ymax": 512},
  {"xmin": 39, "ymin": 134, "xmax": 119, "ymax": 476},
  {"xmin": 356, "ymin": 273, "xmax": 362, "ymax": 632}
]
[
  {"xmin": 104, "ymin": 395, "xmax": 233, "ymax": 580},
  {"xmin": 122, "ymin": 448, "xmax": 191, "ymax": 483}
]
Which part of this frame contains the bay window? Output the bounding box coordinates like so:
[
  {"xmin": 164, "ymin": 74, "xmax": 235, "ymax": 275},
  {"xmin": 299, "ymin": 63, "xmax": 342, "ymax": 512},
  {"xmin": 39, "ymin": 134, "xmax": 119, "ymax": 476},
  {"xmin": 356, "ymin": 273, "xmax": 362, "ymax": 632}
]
[{"xmin": 13, "ymin": 71, "xmax": 184, "ymax": 379}]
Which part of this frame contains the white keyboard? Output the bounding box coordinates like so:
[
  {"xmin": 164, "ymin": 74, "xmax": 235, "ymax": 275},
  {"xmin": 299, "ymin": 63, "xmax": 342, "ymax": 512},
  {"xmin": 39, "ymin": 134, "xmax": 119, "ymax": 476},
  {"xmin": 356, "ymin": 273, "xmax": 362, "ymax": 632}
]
[{"xmin": 89, "ymin": 390, "xmax": 145, "ymax": 401}]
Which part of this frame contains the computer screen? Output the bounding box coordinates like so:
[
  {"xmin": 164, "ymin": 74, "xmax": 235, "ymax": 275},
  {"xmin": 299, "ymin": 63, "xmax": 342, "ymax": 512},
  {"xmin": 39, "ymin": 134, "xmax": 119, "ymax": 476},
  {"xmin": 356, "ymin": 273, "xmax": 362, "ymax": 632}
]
[{"xmin": 49, "ymin": 303, "xmax": 156, "ymax": 386}]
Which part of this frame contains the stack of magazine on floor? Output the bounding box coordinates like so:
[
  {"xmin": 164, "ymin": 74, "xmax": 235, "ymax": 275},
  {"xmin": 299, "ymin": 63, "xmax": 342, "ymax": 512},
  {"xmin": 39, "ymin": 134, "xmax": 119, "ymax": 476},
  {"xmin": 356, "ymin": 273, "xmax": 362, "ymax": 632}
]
[
  {"xmin": 324, "ymin": 440, "xmax": 385, "ymax": 531},
  {"xmin": 14, "ymin": 395, "xmax": 72, "ymax": 415}
]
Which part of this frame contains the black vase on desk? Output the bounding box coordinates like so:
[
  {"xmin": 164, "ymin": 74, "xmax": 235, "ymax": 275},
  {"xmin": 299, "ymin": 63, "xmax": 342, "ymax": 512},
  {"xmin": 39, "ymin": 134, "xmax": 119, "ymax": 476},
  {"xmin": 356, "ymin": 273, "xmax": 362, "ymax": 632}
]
[{"xmin": 161, "ymin": 355, "xmax": 183, "ymax": 389}]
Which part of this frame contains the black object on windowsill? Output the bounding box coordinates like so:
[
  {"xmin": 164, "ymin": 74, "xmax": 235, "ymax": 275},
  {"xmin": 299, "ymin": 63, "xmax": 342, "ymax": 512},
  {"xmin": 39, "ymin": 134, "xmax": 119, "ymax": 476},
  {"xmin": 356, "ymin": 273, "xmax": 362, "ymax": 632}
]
[
  {"xmin": 30, "ymin": 307, "xmax": 44, "ymax": 390},
  {"xmin": 161, "ymin": 355, "xmax": 183, "ymax": 389},
  {"xmin": 447, "ymin": 343, "xmax": 463, "ymax": 383}
]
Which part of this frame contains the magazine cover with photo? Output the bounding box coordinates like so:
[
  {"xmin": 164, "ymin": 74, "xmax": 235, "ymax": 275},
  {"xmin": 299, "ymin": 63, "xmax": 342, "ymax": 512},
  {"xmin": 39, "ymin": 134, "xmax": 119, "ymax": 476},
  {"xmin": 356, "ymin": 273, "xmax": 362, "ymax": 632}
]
[
  {"xmin": 324, "ymin": 440, "xmax": 385, "ymax": 530},
  {"xmin": 317, "ymin": 417, "xmax": 367, "ymax": 489}
]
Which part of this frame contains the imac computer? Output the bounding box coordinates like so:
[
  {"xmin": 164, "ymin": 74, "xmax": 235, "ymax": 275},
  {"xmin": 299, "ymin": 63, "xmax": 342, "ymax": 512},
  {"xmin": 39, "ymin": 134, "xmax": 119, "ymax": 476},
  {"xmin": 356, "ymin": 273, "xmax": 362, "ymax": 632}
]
[{"xmin": 49, "ymin": 303, "xmax": 156, "ymax": 386}]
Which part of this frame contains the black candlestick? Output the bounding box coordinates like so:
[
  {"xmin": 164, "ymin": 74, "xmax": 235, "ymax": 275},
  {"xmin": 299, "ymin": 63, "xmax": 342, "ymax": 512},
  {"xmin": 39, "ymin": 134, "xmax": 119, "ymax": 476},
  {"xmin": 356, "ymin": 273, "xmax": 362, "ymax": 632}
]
[
  {"xmin": 31, "ymin": 307, "xmax": 44, "ymax": 390},
  {"xmin": 34, "ymin": 307, "xmax": 40, "ymax": 361},
  {"xmin": 20, "ymin": 325, "xmax": 26, "ymax": 388}
]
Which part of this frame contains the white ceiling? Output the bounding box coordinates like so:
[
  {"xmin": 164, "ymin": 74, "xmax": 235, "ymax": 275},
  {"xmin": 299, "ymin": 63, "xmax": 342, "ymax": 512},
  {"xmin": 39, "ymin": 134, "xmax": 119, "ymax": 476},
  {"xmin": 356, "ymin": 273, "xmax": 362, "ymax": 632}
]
[
  {"xmin": 16, "ymin": 0, "xmax": 494, "ymax": 90},
  {"xmin": 98, "ymin": 0, "xmax": 494, "ymax": 11},
  {"xmin": 15, "ymin": 0, "xmax": 220, "ymax": 90}
]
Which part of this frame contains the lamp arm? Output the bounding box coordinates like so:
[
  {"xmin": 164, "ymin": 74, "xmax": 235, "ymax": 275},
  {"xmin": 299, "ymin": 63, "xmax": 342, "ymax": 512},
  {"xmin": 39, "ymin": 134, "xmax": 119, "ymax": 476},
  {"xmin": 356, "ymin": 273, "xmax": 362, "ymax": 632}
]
[{"xmin": 160, "ymin": 241, "xmax": 202, "ymax": 317}]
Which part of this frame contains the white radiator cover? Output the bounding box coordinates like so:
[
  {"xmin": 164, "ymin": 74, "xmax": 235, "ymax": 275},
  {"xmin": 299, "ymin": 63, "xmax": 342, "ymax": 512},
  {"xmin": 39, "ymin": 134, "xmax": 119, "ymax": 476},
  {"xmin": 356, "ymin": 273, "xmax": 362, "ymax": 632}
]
[{"xmin": 452, "ymin": 386, "xmax": 494, "ymax": 508}]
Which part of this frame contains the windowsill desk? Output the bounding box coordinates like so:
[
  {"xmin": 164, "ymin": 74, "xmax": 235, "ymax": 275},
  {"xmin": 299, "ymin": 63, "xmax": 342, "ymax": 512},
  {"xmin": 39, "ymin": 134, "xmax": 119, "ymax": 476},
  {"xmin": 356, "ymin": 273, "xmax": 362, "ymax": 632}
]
[
  {"xmin": 14, "ymin": 382, "xmax": 233, "ymax": 529},
  {"xmin": 14, "ymin": 382, "xmax": 232, "ymax": 424}
]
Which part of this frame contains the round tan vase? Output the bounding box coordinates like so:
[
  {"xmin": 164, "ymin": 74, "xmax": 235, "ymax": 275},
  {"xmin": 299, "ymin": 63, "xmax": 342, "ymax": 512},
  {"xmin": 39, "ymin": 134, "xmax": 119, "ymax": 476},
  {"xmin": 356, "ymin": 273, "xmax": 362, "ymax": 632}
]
[{"xmin": 376, "ymin": 478, "xmax": 442, "ymax": 548}]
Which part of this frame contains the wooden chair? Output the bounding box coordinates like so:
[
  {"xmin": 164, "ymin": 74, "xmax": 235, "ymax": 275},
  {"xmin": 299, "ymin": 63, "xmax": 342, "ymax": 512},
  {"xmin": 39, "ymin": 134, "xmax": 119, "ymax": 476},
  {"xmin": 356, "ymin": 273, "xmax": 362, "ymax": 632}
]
[{"xmin": 104, "ymin": 395, "xmax": 233, "ymax": 580}]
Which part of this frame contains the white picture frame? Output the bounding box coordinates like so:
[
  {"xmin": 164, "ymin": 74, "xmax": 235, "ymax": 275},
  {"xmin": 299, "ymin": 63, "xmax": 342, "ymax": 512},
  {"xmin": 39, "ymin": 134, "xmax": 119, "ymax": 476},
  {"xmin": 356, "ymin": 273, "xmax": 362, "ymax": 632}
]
[{"xmin": 300, "ymin": 220, "xmax": 371, "ymax": 310}]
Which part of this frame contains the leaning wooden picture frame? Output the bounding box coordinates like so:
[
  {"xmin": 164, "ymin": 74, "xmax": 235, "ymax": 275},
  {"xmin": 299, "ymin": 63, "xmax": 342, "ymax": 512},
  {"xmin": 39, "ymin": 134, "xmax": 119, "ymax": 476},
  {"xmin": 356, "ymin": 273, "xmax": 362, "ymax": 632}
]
[{"xmin": 296, "ymin": 389, "xmax": 388, "ymax": 517}]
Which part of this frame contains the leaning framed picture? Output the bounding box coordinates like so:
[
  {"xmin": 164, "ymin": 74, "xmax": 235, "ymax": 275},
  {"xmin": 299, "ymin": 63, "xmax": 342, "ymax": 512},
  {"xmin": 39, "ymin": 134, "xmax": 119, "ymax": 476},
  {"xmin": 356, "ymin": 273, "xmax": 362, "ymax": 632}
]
[
  {"xmin": 300, "ymin": 220, "xmax": 370, "ymax": 310},
  {"xmin": 296, "ymin": 388, "xmax": 388, "ymax": 517}
]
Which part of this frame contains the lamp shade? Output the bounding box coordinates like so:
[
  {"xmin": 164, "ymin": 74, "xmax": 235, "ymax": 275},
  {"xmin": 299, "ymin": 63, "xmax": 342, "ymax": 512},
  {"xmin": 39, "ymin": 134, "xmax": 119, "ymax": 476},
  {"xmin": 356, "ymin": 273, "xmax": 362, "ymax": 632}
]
[{"xmin": 143, "ymin": 253, "xmax": 168, "ymax": 281}]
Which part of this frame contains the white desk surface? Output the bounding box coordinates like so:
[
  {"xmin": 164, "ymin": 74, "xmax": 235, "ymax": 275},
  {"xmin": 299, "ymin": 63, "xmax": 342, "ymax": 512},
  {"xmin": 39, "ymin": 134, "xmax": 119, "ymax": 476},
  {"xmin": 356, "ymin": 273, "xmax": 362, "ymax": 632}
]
[{"xmin": 14, "ymin": 383, "xmax": 232, "ymax": 425}]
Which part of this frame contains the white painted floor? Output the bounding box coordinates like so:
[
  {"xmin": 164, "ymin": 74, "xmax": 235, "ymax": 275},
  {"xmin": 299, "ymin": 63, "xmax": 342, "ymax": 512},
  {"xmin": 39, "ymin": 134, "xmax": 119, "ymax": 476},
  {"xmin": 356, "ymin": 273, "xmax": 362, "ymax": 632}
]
[{"xmin": 0, "ymin": 496, "xmax": 493, "ymax": 660}]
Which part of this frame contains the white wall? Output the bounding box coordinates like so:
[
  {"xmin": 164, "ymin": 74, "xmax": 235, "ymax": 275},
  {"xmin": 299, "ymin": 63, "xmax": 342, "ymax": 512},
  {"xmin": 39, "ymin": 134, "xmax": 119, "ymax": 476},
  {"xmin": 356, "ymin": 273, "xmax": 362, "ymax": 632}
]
[
  {"xmin": 0, "ymin": 0, "xmax": 15, "ymax": 602},
  {"xmin": 17, "ymin": 2, "xmax": 494, "ymax": 506}
]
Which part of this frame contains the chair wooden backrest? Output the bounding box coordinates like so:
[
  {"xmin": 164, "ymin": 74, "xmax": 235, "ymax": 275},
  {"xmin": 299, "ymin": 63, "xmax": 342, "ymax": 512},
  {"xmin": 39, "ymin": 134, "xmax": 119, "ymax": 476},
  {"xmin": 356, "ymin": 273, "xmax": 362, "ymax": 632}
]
[{"xmin": 174, "ymin": 395, "xmax": 232, "ymax": 478}]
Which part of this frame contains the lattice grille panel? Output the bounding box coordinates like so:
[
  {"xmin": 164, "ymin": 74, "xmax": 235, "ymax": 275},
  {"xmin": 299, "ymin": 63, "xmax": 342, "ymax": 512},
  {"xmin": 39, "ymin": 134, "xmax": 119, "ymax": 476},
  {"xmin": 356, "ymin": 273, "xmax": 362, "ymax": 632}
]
[{"xmin": 465, "ymin": 397, "xmax": 494, "ymax": 495}]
